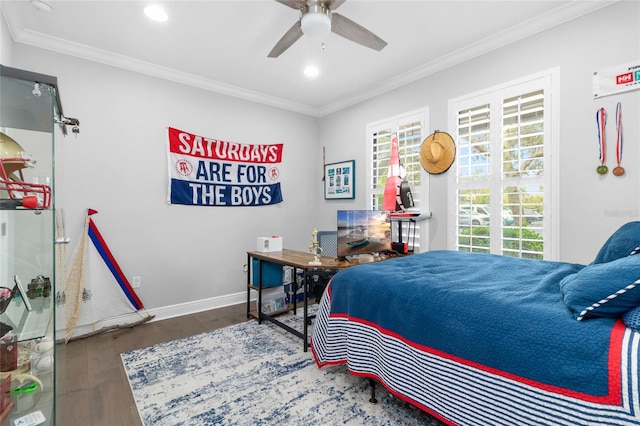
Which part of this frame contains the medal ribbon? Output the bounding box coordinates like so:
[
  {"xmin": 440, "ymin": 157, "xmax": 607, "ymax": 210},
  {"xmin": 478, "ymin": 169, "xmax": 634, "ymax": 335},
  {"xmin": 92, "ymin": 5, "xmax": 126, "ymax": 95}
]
[
  {"xmin": 597, "ymin": 107, "xmax": 607, "ymax": 165},
  {"xmin": 616, "ymin": 102, "xmax": 622, "ymax": 167}
]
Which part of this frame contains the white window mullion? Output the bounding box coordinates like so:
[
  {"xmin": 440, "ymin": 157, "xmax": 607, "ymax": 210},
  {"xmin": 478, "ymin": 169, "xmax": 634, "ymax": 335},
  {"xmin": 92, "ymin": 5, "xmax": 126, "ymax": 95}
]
[{"xmin": 489, "ymin": 99, "xmax": 503, "ymax": 254}]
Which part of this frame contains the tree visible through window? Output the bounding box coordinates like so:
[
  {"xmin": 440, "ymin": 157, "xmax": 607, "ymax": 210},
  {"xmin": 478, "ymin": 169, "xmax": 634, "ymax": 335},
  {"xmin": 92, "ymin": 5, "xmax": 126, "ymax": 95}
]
[{"xmin": 450, "ymin": 73, "xmax": 556, "ymax": 259}]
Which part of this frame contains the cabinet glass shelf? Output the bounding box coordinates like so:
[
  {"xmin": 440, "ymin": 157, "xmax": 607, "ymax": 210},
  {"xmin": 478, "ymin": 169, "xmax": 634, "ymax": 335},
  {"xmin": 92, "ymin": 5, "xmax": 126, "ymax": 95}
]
[{"xmin": 0, "ymin": 64, "xmax": 69, "ymax": 426}]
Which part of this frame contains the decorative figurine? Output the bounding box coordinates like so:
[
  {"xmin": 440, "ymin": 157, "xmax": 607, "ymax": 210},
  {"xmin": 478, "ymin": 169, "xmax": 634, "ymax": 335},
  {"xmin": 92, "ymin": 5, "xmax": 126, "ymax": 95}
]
[{"xmin": 308, "ymin": 227, "xmax": 323, "ymax": 266}]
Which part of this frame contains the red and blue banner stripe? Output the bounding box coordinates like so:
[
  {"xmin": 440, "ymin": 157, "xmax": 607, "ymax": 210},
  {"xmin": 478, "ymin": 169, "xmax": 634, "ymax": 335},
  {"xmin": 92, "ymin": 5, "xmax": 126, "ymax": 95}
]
[{"xmin": 86, "ymin": 209, "xmax": 144, "ymax": 310}]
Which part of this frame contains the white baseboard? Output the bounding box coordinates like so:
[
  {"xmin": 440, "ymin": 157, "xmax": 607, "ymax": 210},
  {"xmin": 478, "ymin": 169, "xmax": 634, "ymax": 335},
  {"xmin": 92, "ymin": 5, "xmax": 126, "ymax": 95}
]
[
  {"xmin": 146, "ymin": 291, "xmax": 248, "ymax": 322},
  {"xmin": 58, "ymin": 291, "xmax": 249, "ymax": 340}
]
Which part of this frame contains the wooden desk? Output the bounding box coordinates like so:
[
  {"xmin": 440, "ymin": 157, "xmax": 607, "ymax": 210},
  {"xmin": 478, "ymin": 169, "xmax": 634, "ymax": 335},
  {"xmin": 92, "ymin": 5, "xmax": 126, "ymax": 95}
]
[{"xmin": 247, "ymin": 249, "xmax": 357, "ymax": 352}]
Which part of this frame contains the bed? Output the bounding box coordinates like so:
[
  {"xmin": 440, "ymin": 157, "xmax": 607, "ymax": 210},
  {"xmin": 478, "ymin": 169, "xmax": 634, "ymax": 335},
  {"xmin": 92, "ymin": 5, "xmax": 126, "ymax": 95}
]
[{"xmin": 310, "ymin": 222, "xmax": 640, "ymax": 426}]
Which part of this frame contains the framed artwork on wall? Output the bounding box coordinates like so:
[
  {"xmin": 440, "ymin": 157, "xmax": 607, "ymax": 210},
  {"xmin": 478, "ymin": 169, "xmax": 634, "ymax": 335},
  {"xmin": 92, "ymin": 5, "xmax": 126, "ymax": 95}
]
[{"xmin": 324, "ymin": 160, "xmax": 355, "ymax": 200}]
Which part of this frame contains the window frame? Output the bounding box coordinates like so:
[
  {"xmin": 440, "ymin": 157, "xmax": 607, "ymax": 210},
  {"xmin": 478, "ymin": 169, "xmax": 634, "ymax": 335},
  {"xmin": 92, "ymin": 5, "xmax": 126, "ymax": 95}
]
[
  {"xmin": 366, "ymin": 107, "xmax": 430, "ymax": 252},
  {"xmin": 447, "ymin": 69, "xmax": 560, "ymax": 260}
]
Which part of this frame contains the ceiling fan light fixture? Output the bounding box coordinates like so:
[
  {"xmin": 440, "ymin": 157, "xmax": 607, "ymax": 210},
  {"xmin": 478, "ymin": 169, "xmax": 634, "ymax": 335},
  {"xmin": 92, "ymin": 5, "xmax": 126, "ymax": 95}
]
[
  {"xmin": 268, "ymin": 0, "xmax": 386, "ymax": 58},
  {"xmin": 301, "ymin": 9, "xmax": 331, "ymax": 38}
]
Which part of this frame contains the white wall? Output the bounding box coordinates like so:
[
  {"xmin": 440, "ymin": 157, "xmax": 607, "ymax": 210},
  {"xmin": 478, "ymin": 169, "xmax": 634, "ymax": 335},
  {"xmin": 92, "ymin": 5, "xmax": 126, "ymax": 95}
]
[
  {"xmin": 0, "ymin": 9, "xmax": 13, "ymax": 65},
  {"xmin": 2, "ymin": 2, "xmax": 639, "ymax": 322},
  {"xmin": 6, "ymin": 44, "xmax": 320, "ymax": 318},
  {"xmin": 318, "ymin": 1, "xmax": 640, "ymax": 264}
]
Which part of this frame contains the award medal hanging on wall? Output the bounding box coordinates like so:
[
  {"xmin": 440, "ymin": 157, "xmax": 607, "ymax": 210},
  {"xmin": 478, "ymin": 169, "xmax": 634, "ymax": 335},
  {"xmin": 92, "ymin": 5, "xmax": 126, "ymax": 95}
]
[
  {"xmin": 596, "ymin": 107, "xmax": 608, "ymax": 175},
  {"xmin": 613, "ymin": 102, "xmax": 624, "ymax": 176}
]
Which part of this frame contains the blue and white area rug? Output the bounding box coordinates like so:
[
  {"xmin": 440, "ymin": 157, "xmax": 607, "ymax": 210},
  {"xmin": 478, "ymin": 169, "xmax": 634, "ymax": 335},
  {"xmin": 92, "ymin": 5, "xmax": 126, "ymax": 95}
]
[{"xmin": 121, "ymin": 313, "xmax": 443, "ymax": 425}]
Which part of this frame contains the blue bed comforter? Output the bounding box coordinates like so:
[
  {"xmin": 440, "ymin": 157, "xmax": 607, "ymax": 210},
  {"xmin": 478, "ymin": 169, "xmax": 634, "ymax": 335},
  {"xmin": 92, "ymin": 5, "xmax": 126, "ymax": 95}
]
[{"xmin": 319, "ymin": 251, "xmax": 622, "ymax": 398}]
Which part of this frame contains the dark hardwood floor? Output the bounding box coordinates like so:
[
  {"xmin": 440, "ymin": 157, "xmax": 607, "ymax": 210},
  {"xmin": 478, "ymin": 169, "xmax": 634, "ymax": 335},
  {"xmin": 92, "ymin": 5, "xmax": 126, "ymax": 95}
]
[{"xmin": 55, "ymin": 303, "xmax": 248, "ymax": 426}]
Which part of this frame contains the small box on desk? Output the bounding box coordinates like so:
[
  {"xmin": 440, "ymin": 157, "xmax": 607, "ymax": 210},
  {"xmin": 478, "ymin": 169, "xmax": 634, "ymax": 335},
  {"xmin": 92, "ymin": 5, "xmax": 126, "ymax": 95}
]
[
  {"xmin": 256, "ymin": 236, "xmax": 282, "ymax": 252},
  {"xmin": 252, "ymin": 259, "xmax": 283, "ymax": 287}
]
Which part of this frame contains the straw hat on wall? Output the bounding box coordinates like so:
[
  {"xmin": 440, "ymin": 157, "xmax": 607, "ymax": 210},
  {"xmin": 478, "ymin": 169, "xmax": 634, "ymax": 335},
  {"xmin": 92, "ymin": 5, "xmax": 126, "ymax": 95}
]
[{"xmin": 420, "ymin": 131, "xmax": 456, "ymax": 174}]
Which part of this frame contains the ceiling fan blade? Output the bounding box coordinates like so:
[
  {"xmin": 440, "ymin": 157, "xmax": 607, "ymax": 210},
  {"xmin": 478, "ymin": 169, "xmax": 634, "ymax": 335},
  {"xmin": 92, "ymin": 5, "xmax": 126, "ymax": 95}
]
[
  {"xmin": 326, "ymin": 0, "xmax": 346, "ymax": 11},
  {"xmin": 274, "ymin": 0, "xmax": 306, "ymax": 10},
  {"xmin": 268, "ymin": 20, "xmax": 304, "ymax": 58},
  {"xmin": 331, "ymin": 12, "xmax": 387, "ymax": 51}
]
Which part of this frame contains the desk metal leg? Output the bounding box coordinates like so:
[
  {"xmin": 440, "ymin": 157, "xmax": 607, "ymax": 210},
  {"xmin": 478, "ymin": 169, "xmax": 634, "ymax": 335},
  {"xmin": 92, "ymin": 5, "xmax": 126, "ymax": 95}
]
[
  {"xmin": 247, "ymin": 253, "xmax": 325, "ymax": 353},
  {"xmin": 257, "ymin": 260, "xmax": 263, "ymax": 324},
  {"xmin": 246, "ymin": 253, "xmax": 252, "ymax": 319},
  {"xmin": 303, "ymin": 271, "xmax": 308, "ymax": 352},
  {"xmin": 247, "ymin": 255, "xmax": 265, "ymax": 324},
  {"xmin": 292, "ymin": 269, "xmax": 297, "ymax": 315}
]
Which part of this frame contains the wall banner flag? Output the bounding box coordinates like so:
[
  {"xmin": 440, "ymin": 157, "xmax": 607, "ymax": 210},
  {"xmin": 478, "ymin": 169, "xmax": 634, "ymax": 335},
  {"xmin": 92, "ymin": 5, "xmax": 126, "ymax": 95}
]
[
  {"xmin": 167, "ymin": 127, "xmax": 283, "ymax": 207},
  {"xmin": 593, "ymin": 60, "xmax": 640, "ymax": 98}
]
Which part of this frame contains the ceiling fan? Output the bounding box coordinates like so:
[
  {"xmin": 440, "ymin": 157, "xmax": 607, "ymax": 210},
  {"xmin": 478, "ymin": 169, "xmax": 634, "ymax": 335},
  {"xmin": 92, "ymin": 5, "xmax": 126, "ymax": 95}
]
[{"xmin": 268, "ymin": 0, "xmax": 387, "ymax": 58}]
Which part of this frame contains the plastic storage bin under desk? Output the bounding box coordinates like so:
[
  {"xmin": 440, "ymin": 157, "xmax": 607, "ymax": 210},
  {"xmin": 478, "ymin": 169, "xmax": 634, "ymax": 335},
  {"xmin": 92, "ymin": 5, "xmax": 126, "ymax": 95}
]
[{"xmin": 252, "ymin": 259, "xmax": 283, "ymax": 287}]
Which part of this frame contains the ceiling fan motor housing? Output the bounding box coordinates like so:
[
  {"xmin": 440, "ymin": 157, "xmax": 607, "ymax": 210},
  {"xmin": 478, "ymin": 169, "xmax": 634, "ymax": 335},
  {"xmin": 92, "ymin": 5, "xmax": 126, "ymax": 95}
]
[
  {"xmin": 301, "ymin": 3, "xmax": 332, "ymax": 37},
  {"xmin": 268, "ymin": 0, "xmax": 386, "ymax": 58}
]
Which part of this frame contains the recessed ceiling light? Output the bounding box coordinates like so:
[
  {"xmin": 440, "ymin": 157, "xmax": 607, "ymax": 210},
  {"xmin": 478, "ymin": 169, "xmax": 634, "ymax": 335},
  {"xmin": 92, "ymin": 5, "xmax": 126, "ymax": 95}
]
[
  {"xmin": 144, "ymin": 5, "xmax": 168, "ymax": 22},
  {"xmin": 304, "ymin": 65, "xmax": 320, "ymax": 78}
]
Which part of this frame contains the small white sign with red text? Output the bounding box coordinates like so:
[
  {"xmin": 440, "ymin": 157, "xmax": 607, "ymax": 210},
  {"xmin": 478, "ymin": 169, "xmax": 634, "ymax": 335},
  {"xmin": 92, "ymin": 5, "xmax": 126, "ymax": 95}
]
[{"xmin": 593, "ymin": 61, "xmax": 640, "ymax": 98}]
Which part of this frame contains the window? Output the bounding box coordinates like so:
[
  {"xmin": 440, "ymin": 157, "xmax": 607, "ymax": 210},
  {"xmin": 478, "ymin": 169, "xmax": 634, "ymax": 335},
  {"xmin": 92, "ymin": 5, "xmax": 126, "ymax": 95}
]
[
  {"xmin": 367, "ymin": 108, "xmax": 429, "ymax": 251},
  {"xmin": 449, "ymin": 71, "xmax": 558, "ymax": 260}
]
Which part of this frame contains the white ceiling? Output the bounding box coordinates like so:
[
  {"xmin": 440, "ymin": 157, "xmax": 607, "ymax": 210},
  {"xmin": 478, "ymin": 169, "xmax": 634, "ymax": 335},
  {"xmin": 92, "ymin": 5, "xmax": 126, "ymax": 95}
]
[{"xmin": 1, "ymin": 0, "xmax": 616, "ymax": 116}]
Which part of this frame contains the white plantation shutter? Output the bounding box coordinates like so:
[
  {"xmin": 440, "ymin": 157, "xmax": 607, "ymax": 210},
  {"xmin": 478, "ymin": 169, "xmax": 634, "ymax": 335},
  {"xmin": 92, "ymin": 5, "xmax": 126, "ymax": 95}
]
[
  {"xmin": 368, "ymin": 108, "xmax": 429, "ymax": 251},
  {"xmin": 450, "ymin": 72, "xmax": 557, "ymax": 259}
]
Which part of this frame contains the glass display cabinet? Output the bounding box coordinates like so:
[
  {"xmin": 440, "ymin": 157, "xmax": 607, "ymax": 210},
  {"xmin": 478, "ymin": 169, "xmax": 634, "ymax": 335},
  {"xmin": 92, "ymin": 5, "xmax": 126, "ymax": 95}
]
[{"xmin": 0, "ymin": 65, "xmax": 78, "ymax": 426}]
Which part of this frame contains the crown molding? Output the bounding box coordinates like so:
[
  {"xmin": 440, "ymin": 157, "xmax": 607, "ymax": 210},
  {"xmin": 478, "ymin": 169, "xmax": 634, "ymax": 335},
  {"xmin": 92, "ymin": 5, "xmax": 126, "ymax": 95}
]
[
  {"xmin": 9, "ymin": 26, "xmax": 321, "ymax": 117},
  {"xmin": 4, "ymin": 1, "xmax": 617, "ymax": 118},
  {"xmin": 317, "ymin": 0, "xmax": 618, "ymax": 117}
]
